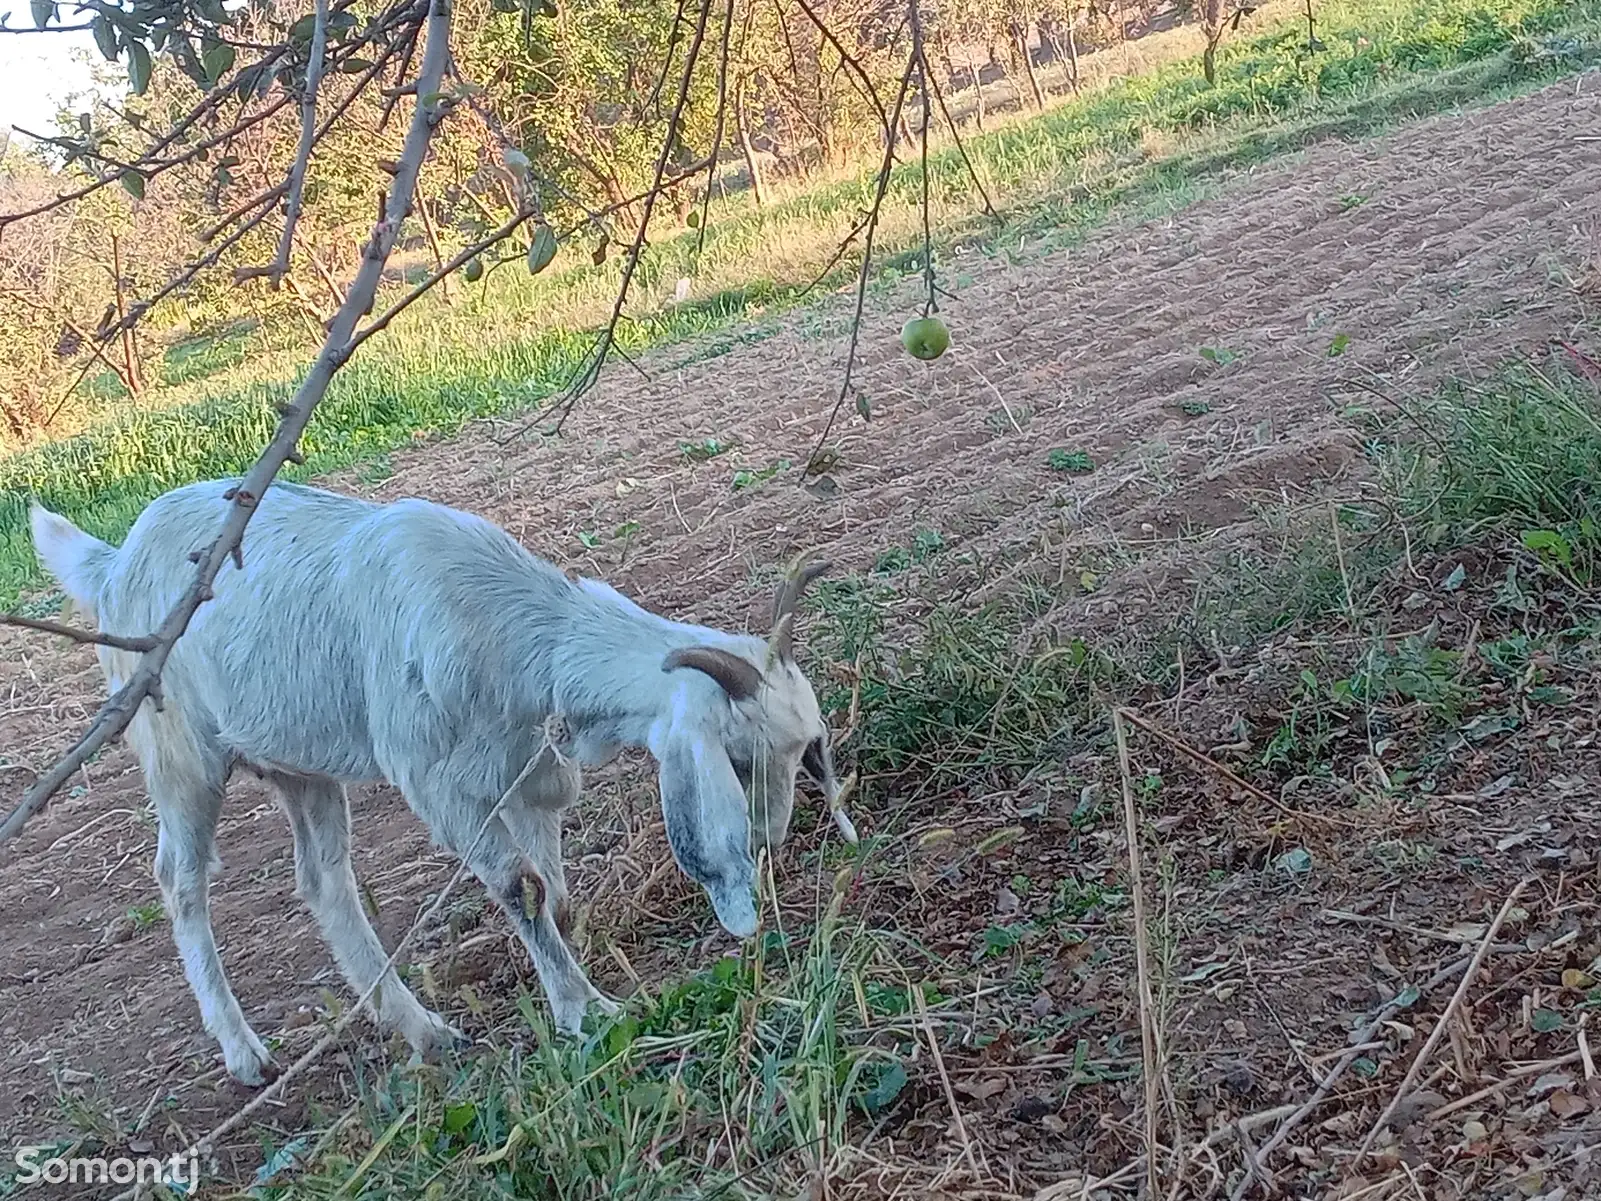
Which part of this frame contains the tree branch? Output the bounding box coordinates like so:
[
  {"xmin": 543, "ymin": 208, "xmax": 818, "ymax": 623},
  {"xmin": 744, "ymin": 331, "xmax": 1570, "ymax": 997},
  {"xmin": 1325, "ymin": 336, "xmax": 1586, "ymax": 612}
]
[
  {"xmin": 0, "ymin": 0, "xmax": 458, "ymax": 849},
  {"xmin": 548, "ymin": 0, "xmax": 716, "ymax": 427},
  {"xmin": 0, "ymin": 614, "xmax": 157, "ymax": 653},
  {"xmin": 802, "ymin": 48, "xmax": 915, "ymax": 478},
  {"xmin": 265, "ymin": 0, "xmax": 330, "ymax": 289},
  {"xmin": 346, "ymin": 201, "xmax": 537, "ymax": 352}
]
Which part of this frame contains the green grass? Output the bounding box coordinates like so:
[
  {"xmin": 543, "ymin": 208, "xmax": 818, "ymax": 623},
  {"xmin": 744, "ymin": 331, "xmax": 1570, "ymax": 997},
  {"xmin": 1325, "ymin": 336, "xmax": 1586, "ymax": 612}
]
[
  {"xmin": 236, "ymin": 902, "xmax": 910, "ymax": 1200},
  {"xmin": 1, "ymin": 0, "xmax": 1596, "ymax": 606}
]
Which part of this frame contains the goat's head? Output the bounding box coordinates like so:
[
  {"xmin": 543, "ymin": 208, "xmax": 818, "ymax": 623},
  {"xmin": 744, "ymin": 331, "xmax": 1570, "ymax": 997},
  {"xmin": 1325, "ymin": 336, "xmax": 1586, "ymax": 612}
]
[{"xmin": 654, "ymin": 551, "xmax": 848, "ymax": 938}]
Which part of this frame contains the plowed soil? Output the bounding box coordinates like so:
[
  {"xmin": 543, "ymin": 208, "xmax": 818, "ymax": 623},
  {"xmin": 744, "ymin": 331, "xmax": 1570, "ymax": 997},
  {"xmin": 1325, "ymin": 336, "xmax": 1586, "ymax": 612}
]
[{"xmin": 3, "ymin": 76, "xmax": 1600, "ymax": 1194}]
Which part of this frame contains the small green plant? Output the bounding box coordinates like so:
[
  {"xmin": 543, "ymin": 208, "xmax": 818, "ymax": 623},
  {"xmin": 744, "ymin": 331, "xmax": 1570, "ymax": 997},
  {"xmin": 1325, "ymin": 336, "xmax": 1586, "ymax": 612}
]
[
  {"xmin": 1047, "ymin": 448, "xmax": 1096, "ymax": 473},
  {"xmin": 127, "ymin": 901, "xmax": 165, "ymax": 930},
  {"xmin": 577, "ymin": 530, "xmax": 601, "ymax": 548},
  {"xmin": 355, "ymin": 454, "xmax": 395, "ymax": 485},
  {"xmin": 1327, "ymin": 333, "xmax": 1351, "ymax": 357},
  {"xmin": 1179, "ymin": 398, "xmax": 1211, "ymax": 416},
  {"xmin": 679, "ymin": 436, "xmax": 731, "ymax": 462},
  {"xmin": 732, "ymin": 459, "xmax": 790, "ymax": 491},
  {"xmin": 1339, "ymin": 192, "xmax": 1368, "ymax": 209},
  {"xmin": 1199, "ymin": 346, "xmax": 1240, "ymax": 367}
]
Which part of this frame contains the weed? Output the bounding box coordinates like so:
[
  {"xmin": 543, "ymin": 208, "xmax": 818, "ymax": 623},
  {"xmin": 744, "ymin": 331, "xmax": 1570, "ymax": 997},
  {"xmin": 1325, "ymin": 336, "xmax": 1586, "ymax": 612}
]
[
  {"xmin": 732, "ymin": 459, "xmax": 790, "ymax": 491},
  {"xmin": 127, "ymin": 901, "xmax": 165, "ymax": 930},
  {"xmin": 1046, "ymin": 448, "xmax": 1096, "ymax": 473},
  {"xmin": 679, "ymin": 436, "xmax": 732, "ymax": 462}
]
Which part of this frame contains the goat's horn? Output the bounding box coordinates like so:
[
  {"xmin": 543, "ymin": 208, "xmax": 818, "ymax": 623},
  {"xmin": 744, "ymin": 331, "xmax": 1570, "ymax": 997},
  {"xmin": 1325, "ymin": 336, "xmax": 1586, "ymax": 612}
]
[{"xmin": 768, "ymin": 549, "xmax": 831, "ymax": 663}]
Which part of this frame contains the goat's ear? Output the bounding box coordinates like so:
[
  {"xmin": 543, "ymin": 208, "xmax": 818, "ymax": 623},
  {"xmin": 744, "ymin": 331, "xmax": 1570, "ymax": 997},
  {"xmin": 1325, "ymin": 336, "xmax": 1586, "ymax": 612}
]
[
  {"xmin": 650, "ymin": 719, "xmax": 758, "ymax": 937},
  {"xmin": 662, "ymin": 646, "xmax": 762, "ymax": 702}
]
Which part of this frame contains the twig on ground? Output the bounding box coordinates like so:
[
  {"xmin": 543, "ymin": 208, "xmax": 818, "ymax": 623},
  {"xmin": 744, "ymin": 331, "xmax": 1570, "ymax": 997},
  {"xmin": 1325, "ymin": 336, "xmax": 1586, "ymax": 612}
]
[
  {"xmin": 1118, "ymin": 706, "xmax": 1351, "ymax": 827},
  {"xmin": 1353, "ymin": 881, "xmax": 1529, "ymax": 1167},
  {"xmin": 1425, "ymin": 1049, "xmax": 1585, "ymax": 1122},
  {"xmin": 914, "ymin": 982, "xmax": 984, "ymax": 1183}
]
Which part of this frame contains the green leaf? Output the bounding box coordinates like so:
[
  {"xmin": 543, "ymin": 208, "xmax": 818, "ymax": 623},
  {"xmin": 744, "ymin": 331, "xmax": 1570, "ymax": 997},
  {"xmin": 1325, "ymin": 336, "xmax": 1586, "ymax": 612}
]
[
  {"xmin": 202, "ymin": 39, "xmax": 235, "ymax": 82},
  {"xmin": 525, "ymin": 222, "xmax": 557, "ymax": 275},
  {"xmin": 442, "ymin": 1102, "xmax": 477, "ymax": 1135},
  {"xmin": 287, "ymin": 12, "xmax": 317, "ymax": 41},
  {"xmin": 29, "ymin": 0, "xmax": 52, "ymax": 30},
  {"xmin": 91, "ymin": 12, "xmax": 118, "ymax": 61},
  {"xmin": 857, "ymin": 1060, "xmax": 907, "ymax": 1115},
  {"xmin": 1531, "ymin": 1008, "xmax": 1564, "ymax": 1034},
  {"xmin": 1522, "ymin": 528, "xmax": 1573, "ymax": 567},
  {"xmin": 1046, "ymin": 448, "xmax": 1095, "ymax": 473},
  {"xmin": 1327, "ymin": 332, "xmax": 1351, "ymax": 357},
  {"xmin": 120, "ymin": 170, "xmax": 145, "ymax": 199},
  {"xmin": 127, "ymin": 40, "xmax": 152, "ymax": 94}
]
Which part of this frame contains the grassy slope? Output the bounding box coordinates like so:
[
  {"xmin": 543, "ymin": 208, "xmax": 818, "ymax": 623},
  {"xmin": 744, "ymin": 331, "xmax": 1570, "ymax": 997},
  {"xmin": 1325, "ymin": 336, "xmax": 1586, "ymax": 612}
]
[
  {"xmin": 0, "ymin": 0, "xmax": 1593, "ymax": 608},
  {"xmin": 250, "ymin": 236, "xmax": 1601, "ymax": 1201}
]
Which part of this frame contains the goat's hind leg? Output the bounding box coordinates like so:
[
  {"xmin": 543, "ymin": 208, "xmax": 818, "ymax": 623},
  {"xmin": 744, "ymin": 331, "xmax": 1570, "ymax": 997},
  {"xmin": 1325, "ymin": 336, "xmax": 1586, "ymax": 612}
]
[
  {"xmin": 270, "ymin": 773, "xmax": 464, "ymax": 1058},
  {"xmin": 144, "ymin": 736, "xmax": 273, "ymax": 1085}
]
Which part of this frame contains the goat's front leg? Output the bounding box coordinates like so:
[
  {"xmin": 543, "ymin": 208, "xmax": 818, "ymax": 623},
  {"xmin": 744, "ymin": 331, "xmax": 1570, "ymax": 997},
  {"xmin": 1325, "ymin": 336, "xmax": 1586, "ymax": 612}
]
[
  {"xmin": 271, "ymin": 774, "xmax": 464, "ymax": 1059},
  {"xmin": 460, "ymin": 811, "xmax": 613, "ymax": 1036},
  {"xmin": 500, "ymin": 803, "xmax": 622, "ymax": 1022}
]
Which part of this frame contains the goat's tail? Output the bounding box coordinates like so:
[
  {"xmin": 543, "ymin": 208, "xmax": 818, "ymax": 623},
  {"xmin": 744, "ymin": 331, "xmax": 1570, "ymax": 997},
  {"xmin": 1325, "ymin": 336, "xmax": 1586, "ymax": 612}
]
[{"xmin": 29, "ymin": 504, "xmax": 116, "ymax": 622}]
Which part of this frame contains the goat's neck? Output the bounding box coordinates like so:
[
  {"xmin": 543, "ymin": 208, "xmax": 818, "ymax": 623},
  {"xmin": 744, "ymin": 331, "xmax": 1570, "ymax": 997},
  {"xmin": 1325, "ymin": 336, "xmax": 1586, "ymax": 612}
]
[{"xmin": 540, "ymin": 577, "xmax": 755, "ymax": 764}]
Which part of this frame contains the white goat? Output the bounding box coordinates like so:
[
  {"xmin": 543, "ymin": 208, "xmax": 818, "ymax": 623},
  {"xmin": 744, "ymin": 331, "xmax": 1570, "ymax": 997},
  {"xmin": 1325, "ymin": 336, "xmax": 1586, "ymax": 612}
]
[{"xmin": 29, "ymin": 478, "xmax": 842, "ymax": 1085}]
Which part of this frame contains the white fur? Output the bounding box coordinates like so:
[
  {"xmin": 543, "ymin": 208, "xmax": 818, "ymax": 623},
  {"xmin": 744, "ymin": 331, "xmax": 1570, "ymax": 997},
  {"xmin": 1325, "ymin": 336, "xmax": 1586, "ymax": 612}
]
[{"xmin": 29, "ymin": 478, "xmax": 836, "ymax": 1084}]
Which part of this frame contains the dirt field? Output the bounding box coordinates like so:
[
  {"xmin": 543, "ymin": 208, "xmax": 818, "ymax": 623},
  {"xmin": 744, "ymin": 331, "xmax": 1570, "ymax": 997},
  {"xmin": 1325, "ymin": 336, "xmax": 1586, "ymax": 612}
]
[{"xmin": 3, "ymin": 75, "xmax": 1600, "ymax": 1197}]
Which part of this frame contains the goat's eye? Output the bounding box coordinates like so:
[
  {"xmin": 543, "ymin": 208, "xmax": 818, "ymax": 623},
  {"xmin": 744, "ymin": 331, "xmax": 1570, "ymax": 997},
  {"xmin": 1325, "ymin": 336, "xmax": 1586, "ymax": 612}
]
[{"xmin": 801, "ymin": 737, "xmax": 828, "ymax": 781}]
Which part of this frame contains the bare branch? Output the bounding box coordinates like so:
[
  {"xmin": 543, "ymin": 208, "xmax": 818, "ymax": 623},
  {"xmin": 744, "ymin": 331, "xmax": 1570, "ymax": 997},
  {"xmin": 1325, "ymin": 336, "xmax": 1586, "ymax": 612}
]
[
  {"xmin": 923, "ymin": 53, "xmax": 998, "ymax": 222},
  {"xmin": 0, "ymin": 614, "xmax": 158, "ymax": 653},
  {"xmin": 802, "ymin": 48, "xmax": 915, "ymax": 478},
  {"xmin": 0, "ymin": 0, "xmax": 459, "ymax": 848},
  {"xmin": 790, "ymin": 0, "xmax": 891, "ymax": 138},
  {"xmin": 269, "ymin": 0, "xmax": 331, "ymax": 289},
  {"xmin": 548, "ymin": 0, "xmax": 716, "ymax": 427},
  {"xmin": 693, "ymin": 0, "xmax": 738, "ymax": 259},
  {"xmin": 347, "ymin": 202, "xmax": 537, "ymax": 351}
]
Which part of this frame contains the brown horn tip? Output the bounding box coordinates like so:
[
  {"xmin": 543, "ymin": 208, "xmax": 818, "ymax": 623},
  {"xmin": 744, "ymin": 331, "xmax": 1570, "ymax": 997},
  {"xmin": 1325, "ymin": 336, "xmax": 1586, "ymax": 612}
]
[{"xmin": 770, "ymin": 549, "xmax": 833, "ymax": 630}]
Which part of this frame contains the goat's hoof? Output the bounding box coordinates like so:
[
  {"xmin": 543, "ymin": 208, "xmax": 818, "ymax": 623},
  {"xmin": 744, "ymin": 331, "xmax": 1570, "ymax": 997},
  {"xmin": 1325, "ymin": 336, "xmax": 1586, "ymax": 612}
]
[
  {"xmin": 591, "ymin": 993, "xmax": 623, "ymax": 1018},
  {"xmin": 407, "ymin": 1010, "xmax": 468, "ymax": 1057},
  {"xmin": 223, "ymin": 1036, "xmax": 276, "ymax": 1087}
]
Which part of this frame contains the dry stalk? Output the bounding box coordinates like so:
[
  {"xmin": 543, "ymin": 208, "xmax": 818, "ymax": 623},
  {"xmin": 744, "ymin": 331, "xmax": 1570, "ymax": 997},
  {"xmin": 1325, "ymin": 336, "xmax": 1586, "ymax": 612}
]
[
  {"xmin": 1117, "ymin": 706, "xmax": 1352, "ymax": 828},
  {"xmin": 1114, "ymin": 708, "xmax": 1166, "ymax": 1200},
  {"xmin": 1353, "ymin": 879, "xmax": 1528, "ymax": 1167}
]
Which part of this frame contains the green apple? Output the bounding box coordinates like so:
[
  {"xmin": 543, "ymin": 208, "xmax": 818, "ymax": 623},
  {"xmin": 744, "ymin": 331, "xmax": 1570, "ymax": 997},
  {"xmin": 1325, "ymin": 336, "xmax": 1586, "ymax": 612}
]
[{"xmin": 901, "ymin": 315, "xmax": 950, "ymax": 361}]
